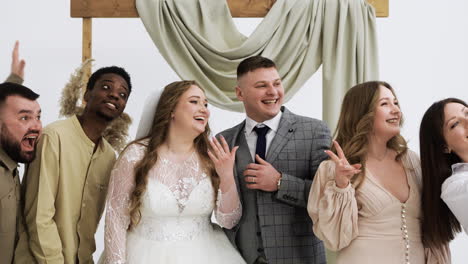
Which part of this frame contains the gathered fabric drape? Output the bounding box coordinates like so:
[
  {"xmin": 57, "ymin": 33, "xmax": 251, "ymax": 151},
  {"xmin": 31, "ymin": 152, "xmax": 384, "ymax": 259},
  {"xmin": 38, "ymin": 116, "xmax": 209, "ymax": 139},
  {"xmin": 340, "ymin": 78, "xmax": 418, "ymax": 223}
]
[{"xmin": 136, "ymin": 0, "xmax": 378, "ymax": 128}]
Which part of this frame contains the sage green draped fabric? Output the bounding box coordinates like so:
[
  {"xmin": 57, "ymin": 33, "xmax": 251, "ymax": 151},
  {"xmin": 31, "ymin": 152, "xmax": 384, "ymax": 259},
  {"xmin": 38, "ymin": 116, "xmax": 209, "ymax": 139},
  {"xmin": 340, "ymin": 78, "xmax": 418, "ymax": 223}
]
[{"xmin": 136, "ymin": 0, "xmax": 378, "ymax": 129}]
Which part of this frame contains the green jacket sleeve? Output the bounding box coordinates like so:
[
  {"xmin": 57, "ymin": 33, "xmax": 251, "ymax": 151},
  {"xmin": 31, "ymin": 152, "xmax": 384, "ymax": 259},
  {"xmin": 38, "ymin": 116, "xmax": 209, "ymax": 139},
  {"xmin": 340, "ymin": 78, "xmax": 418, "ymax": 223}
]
[{"xmin": 4, "ymin": 73, "xmax": 24, "ymax": 84}]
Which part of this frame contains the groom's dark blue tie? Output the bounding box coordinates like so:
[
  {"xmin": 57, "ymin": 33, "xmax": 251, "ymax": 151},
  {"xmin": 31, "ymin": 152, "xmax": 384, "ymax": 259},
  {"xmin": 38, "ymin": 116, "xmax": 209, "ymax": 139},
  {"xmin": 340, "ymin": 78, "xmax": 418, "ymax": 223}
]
[{"xmin": 253, "ymin": 125, "xmax": 270, "ymax": 163}]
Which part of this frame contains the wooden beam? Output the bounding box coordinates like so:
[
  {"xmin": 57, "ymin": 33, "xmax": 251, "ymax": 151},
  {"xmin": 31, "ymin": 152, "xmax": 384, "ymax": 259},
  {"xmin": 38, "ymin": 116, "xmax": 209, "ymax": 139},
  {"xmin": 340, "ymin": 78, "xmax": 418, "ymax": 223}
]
[
  {"xmin": 72, "ymin": 0, "xmax": 138, "ymax": 18},
  {"xmin": 82, "ymin": 18, "xmax": 92, "ymax": 81},
  {"xmin": 71, "ymin": 0, "xmax": 388, "ymax": 18},
  {"xmin": 226, "ymin": 0, "xmax": 275, "ymax": 17},
  {"xmin": 77, "ymin": 0, "xmax": 388, "ymax": 72},
  {"xmin": 367, "ymin": 0, "xmax": 388, "ymax": 17}
]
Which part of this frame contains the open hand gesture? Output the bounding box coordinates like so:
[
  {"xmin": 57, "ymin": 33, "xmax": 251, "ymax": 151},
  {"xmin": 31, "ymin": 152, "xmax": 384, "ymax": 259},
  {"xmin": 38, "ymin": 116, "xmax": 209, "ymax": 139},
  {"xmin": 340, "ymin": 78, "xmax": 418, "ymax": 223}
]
[
  {"xmin": 324, "ymin": 141, "xmax": 362, "ymax": 189},
  {"xmin": 207, "ymin": 136, "xmax": 238, "ymax": 187},
  {"xmin": 11, "ymin": 41, "xmax": 26, "ymax": 79}
]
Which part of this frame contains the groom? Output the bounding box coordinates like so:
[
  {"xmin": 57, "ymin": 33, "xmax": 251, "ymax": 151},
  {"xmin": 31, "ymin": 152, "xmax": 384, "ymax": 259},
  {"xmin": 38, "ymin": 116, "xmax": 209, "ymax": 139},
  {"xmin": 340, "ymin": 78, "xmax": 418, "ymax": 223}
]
[{"xmin": 219, "ymin": 56, "xmax": 331, "ymax": 264}]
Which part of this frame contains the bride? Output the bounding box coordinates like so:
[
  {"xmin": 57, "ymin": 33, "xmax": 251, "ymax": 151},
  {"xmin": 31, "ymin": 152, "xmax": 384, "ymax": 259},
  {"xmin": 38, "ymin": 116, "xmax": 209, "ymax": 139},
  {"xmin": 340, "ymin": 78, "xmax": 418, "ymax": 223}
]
[{"xmin": 101, "ymin": 80, "xmax": 246, "ymax": 263}]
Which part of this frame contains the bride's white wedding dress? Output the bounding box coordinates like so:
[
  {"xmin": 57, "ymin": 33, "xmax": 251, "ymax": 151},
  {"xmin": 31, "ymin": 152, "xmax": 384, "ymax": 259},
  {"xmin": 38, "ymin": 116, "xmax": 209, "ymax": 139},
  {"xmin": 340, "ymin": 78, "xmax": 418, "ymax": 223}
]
[{"xmin": 102, "ymin": 141, "xmax": 245, "ymax": 263}]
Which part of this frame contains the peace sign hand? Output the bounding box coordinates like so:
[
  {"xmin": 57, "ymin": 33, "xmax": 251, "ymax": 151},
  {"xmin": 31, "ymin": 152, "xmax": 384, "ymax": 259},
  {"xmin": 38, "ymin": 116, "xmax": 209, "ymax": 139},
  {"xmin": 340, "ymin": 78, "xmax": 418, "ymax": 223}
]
[{"xmin": 324, "ymin": 141, "xmax": 362, "ymax": 189}]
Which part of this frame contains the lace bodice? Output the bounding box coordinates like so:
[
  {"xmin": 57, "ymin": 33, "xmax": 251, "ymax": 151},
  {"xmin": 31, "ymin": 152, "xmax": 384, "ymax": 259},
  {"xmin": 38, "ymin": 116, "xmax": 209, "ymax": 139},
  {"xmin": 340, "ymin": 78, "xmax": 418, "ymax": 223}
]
[
  {"xmin": 154, "ymin": 151, "xmax": 208, "ymax": 213},
  {"xmin": 103, "ymin": 142, "xmax": 242, "ymax": 264}
]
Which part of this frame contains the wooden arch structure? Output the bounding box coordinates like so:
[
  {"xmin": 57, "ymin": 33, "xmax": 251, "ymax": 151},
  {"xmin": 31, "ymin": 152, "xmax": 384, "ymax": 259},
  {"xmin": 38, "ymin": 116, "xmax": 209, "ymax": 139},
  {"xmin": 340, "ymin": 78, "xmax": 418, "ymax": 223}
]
[{"xmin": 71, "ymin": 0, "xmax": 388, "ymax": 77}]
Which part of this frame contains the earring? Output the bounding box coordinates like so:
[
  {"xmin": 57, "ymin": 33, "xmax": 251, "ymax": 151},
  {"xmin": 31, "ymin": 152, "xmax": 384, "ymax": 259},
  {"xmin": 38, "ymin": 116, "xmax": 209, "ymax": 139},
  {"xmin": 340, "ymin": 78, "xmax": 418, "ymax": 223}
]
[{"xmin": 443, "ymin": 147, "xmax": 451, "ymax": 154}]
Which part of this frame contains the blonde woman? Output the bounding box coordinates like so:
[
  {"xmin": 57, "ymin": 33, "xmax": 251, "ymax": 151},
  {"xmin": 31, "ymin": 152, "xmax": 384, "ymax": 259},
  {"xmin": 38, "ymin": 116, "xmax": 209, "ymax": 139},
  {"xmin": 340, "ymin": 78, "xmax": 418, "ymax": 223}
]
[
  {"xmin": 307, "ymin": 81, "xmax": 449, "ymax": 263},
  {"xmin": 102, "ymin": 81, "xmax": 245, "ymax": 263}
]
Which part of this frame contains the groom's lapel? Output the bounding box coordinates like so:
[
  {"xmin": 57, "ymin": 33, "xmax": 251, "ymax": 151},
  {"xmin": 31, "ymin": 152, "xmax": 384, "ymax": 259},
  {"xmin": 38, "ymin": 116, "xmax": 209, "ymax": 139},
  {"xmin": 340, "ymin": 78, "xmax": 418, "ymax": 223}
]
[
  {"xmin": 267, "ymin": 107, "xmax": 296, "ymax": 164},
  {"xmin": 234, "ymin": 123, "xmax": 253, "ymax": 195},
  {"xmin": 223, "ymin": 121, "xmax": 252, "ymax": 199}
]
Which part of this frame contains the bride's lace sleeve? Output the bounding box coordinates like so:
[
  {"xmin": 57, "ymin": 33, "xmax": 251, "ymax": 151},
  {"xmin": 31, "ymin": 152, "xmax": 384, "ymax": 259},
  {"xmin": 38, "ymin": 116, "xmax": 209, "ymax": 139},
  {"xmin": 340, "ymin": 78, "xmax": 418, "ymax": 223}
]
[
  {"xmin": 104, "ymin": 143, "xmax": 144, "ymax": 264},
  {"xmin": 215, "ymin": 184, "xmax": 242, "ymax": 229}
]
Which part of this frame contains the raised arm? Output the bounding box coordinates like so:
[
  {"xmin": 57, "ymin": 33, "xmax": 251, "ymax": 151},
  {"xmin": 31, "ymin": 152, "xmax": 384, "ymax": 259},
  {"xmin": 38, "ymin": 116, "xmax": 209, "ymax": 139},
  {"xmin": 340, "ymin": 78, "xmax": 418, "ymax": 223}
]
[
  {"xmin": 307, "ymin": 141, "xmax": 361, "ymax": 251},
  {"xmin": 5, "ymin": 40, "xmax": 25, "ymax": 83},
  {"xmin": 104, "ymin": 143, "xmax": 142, "ymax": 264},
  {"xmin": 208, "ymin": 136, "xmax": 242, "ymax": 229}
]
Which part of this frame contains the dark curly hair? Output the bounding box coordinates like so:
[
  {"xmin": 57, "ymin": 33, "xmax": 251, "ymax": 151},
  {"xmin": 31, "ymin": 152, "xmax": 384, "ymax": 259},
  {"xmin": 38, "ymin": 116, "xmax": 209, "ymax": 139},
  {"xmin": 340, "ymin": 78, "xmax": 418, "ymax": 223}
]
[{"xmin": 86, "ymin": 66, "xmax": 132, "ymax": 93}]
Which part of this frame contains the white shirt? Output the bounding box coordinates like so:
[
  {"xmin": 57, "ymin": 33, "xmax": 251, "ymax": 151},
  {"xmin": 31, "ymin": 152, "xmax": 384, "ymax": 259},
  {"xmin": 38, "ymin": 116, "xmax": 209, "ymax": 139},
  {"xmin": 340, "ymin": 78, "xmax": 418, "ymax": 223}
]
[
  {"xmin": 441, "ymin": 162, "xmax": 468, "ymax": 235},
  {"xmin": 244, "ymin": 111, "xmax": 283, "ymax": 162}
]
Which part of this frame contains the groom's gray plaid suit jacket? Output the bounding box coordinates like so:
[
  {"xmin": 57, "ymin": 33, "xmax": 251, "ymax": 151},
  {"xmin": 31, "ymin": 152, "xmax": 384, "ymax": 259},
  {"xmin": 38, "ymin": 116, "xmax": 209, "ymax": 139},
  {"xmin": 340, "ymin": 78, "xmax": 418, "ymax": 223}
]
[{"xmin": 219, "ymin": 107, "xmax": 331, "ymax": 264}]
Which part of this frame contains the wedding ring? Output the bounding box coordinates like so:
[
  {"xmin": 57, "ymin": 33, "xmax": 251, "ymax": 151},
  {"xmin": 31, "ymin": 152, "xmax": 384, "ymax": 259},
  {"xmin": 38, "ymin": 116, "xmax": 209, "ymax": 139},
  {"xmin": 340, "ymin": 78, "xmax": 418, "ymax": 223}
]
[{"xmin": 252, "ymin": 177, "xmax": 256, "ymax": 183}]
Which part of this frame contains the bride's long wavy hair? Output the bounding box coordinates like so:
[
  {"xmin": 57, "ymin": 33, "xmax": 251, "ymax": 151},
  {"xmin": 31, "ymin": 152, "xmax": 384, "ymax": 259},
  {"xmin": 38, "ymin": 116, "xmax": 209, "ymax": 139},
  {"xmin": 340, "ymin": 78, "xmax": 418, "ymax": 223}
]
[{"xmin": 127, "ymin": 80, "xmax": 217, "ymax": 230}]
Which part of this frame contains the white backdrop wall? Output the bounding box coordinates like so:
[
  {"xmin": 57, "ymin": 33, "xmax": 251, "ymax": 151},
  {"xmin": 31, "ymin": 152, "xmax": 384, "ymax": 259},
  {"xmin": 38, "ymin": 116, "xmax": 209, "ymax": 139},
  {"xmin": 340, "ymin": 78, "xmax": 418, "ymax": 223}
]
[{"xmin": 1, "ymin": 0, "xmax": 466, "ymax": 262}]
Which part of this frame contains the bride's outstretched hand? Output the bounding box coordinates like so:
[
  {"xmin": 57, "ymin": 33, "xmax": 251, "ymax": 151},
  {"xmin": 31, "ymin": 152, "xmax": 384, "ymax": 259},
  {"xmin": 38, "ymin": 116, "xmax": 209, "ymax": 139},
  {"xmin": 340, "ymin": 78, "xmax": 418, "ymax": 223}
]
[
  {"xmin": 324, "ymin": 140, "xmax": 362, "ymax": 189},
  {"xmin": 208, "ymin": 136, "xmax": 239, "ymax": 183}
]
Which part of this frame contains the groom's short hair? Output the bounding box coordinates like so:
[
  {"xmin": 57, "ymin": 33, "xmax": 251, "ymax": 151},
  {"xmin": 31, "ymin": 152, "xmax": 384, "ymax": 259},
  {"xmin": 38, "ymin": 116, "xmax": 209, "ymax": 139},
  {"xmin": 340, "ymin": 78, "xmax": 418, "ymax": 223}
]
[{"xmin": 237, "ymin": 56, "xmax": 277, "ymax": 79}]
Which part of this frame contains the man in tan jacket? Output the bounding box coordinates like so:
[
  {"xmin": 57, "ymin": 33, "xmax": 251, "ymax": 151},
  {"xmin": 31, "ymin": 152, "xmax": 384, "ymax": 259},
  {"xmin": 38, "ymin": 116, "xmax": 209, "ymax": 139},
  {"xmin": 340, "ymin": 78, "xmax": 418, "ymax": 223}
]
[{"xmin": 15, "ymin": 64, "xmax": 132, "ymax": 264}]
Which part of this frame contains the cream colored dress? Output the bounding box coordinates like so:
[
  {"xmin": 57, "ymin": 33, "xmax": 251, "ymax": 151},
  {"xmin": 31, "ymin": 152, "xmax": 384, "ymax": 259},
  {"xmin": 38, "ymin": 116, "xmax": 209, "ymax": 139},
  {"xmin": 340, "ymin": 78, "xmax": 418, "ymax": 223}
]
[{"xmin": 308, "ymin": 151, "xmax": 449, "ymax": 264}]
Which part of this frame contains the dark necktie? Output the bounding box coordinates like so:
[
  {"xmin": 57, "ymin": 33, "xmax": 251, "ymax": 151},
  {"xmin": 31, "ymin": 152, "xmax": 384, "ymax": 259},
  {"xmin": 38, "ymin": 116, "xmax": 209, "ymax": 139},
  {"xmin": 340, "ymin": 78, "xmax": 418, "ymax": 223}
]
[{"xmin": 253, "ymin": 125, "xmax": 270, "ymax": 162}]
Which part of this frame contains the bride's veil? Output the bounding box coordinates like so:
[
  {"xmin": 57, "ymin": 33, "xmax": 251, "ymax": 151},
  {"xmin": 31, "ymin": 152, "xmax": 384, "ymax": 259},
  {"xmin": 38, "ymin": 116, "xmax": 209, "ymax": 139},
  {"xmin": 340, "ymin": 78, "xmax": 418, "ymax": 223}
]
[{"xmin": 135, "ymin": 89, "xmax": 163, "ymax": 140}]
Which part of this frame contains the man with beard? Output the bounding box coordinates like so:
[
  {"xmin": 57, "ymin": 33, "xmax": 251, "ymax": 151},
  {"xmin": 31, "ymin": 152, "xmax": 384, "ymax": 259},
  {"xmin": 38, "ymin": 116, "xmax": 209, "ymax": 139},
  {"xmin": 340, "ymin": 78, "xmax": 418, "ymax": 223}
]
[
  {"xmin": 14, "ymin": 66, "xmax": 132, "ymax": 264},
  {"xmin": 0, "ymin": 82, "xmax": 41, "ymax": 264}
]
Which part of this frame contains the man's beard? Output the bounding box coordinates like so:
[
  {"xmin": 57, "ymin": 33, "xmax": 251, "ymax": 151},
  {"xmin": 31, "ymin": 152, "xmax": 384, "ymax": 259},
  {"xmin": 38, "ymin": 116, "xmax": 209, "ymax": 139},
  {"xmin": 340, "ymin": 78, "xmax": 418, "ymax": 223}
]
[{"xmin": 0, "ymin": 126, "xmax": 36, "ymax": 163}]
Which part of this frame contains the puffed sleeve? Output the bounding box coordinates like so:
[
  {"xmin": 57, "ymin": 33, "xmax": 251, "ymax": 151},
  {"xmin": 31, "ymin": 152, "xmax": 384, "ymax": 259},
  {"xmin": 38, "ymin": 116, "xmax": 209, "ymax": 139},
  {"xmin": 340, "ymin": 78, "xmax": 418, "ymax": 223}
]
[
  {"xmin": 440, "ymin": 165, "xmax": 468, "ymax": 235},
  {"xmin": 307, "ymin": 160, "xmax": 359, "ymax": 251}
]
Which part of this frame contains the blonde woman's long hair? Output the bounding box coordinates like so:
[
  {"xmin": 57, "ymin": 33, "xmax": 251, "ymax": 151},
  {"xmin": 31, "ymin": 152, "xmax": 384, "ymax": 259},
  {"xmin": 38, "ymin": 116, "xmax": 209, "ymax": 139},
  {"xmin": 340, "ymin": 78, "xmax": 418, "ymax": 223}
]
[
  {"xmin": 127, "ymin": 80, "xmax": 217, "ymax": 230},
  {"xmin": 332, "ymin": 81, "xmax": 408, "ymax": 188}
]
